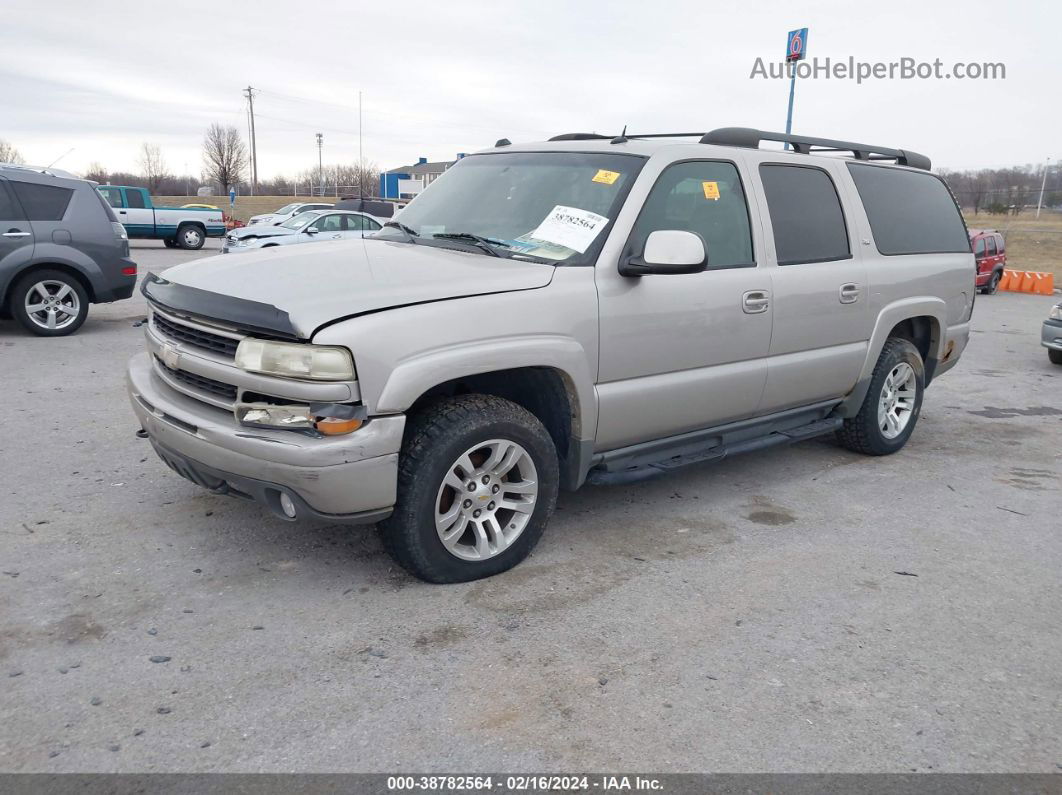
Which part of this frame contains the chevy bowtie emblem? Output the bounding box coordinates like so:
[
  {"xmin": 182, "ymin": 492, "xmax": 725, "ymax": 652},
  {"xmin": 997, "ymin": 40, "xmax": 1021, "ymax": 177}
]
[{"xmin": 161, "ymin": 343, "xmax": 180, "ymax": 370}]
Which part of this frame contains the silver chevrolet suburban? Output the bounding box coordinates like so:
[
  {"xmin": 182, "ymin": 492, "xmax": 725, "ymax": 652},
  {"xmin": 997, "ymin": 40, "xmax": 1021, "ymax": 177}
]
[{"xmin": 127, "ymin": 127, "xmax": 974, "ymax": 583}]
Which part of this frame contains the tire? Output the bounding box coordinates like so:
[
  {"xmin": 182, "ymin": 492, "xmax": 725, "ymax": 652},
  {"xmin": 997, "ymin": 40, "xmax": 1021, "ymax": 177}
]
[
  {"xmin": 836, "ymin": 337, "xmax": 925, "ymax": 456},
  {"xmin": 379, "ymin": 394, "xmax": 559, "ymax": 583},
  {"xmin": 176, "ymin": 224, "xmax": 205, "ymax": 250},
  {"xmin": 1049, "ymin": 349, "xmax": 1062, "ymax": 365},
  {"xmin": 983, "ymin": 270, "xmax": 1002, "ymax": 295},
  {"xmin": 11, "ymin": 269, "xmax": 89, "ymax": 337},
  {"xmin": 163, "ymin": 238, "xmax": 178, "ymax": 248}
]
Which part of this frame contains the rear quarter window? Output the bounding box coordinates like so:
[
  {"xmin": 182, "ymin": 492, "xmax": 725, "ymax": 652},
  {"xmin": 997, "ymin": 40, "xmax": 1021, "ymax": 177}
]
[
  {"xmin": 10, "ymin": 181, "xmax": 74, "ymax": 221},
  {"xmin": 847, "ymin": 164, "xmax": 969, "ymax": 255},
  {"xmin": 759, "ymin": 164, "xmax": 851, "ymax": 266}
]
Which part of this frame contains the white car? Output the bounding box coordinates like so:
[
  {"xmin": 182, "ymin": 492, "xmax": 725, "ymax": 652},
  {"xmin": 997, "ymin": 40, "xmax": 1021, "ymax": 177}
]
[
  {"xmin": 247, "ymin": 201, "xmax": 334, "ymax": 226},
  {"xmin": 223, "ymin": 209, "xmax": 382, "ymax": 253}
]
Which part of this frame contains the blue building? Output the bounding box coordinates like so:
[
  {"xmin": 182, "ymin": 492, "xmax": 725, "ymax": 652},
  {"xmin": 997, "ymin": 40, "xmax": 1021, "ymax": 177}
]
[{"xmin": 380, "ymin": 154, "xmax": 465, "ymax": 199}]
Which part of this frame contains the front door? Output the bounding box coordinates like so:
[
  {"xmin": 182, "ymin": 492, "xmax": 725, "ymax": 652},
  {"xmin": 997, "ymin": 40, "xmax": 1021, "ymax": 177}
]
[
  {"xmin": 750, "ymin": 160, "xmax": 870, "ymax": 413},
  {"xmin": 596, "ymin": 158, "xmax": 773, "ymax": 451},
  {"xmin": 121, "ymin": 188, "xmax": 154, "ymax": 237}
]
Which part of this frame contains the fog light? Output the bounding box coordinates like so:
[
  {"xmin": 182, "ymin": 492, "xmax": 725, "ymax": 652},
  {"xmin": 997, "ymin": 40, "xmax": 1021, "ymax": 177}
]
[
  {"xmin": 236, "ymin": 404, "xmax": 313, "ymax": 429},
  {"xmin": 278, "ymin": 492, "xmax": 297, "ymax": 519}
]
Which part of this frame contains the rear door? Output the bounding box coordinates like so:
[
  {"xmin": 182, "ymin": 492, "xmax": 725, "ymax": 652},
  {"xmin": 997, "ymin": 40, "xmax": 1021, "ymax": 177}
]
[
  {"xmin": 121, "ymin": 188, "xmax": 155, "ymax": 236},
  {"xmin": 8, "ymin": 178, "xmax": 74, "ymax": 251},
  {"xmin": 342, "ymin": 213, "xmax": 380, "ymax": 239},
  {"xmin": 0, "ymin": 178, "xmax": 33, "ymax": 279},
  {"xmin": 750, "ymin": 159, "xmax": 870, "ymax": 413}
]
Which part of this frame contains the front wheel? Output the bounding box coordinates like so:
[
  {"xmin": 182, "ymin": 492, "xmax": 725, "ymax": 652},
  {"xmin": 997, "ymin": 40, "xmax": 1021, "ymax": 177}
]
[
  {"xmin": 379, "ymin": 395, "xmax": 559, "ymax": 583},
  {"xmin": 836, "ymin": 338, "xmax": 925, "ymax": 455},
  {"xmin": 176, "ymin": 225, "xmax": 205, "ymax": 250}
]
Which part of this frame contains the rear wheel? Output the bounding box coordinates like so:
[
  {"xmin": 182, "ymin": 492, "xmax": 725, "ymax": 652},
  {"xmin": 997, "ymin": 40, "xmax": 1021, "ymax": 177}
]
[
  {"xmin": 982, "ymin": 270, "xmax": 1002, "ymax": 295},
  {"xmin": 837, "ymin": 338, "xmax": 925, "ymax": 456},
  {"xmin": 176, "ymin": 224, "xmax": 205, "ymax": 250},
  {"xmin": 379, "ymin": 394, "xmax": 559, "ymax": 583},
  {"xmin": 1049, "ymin": 349, "xmax": 1062, "ymax": 365},
  {"xmin": 11, "ymin": 269, "xmax": 89, "ymax": 336}
]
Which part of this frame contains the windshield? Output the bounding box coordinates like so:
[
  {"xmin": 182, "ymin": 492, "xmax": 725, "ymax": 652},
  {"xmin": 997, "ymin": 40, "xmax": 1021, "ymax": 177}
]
[
  {"xmin": 377, "ymin": 151, "xmax": 645, "ymax": 262},
  {"xmin": 275, "ymin": 203, "xmax": 300, "ymax": 215},
  {"xmin": 280, "ymin": 210, "xmax": 322, "ymax": 230}
]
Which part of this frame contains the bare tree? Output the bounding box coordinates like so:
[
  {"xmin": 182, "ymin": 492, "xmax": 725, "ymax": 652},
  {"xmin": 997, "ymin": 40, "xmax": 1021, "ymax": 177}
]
[
  {"xmin": 83, "ymin": 162, "xmax": 109, "ymax": 183},
  {"xmin": 201, "ymin": 124, "xmax": 248, "ymax": 193},
  {"xmin": 138, "ymin": 143, "xmax": 168, "ymax": 193},
  {"xmin": 0, "ymin": 139, "xmax": 24, "ymax": 164}
]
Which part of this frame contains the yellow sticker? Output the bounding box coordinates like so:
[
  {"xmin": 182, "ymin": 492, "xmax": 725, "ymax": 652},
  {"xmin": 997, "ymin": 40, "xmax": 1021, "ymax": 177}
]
[
  {"xmin": 702, "ymin": 181, "xmax": 720, "ymax": 200},
  {"xmin": 592, "ymin": 169, "xmax": 620, "ymax": 185}
]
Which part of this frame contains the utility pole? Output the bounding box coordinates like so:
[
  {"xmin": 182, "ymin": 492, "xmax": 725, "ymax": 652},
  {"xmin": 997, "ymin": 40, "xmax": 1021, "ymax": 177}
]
[
  {"xmin": 316, "ymin": 133, "xmax": 323, "ymax": 198},
  {"xmin": 1036, "ymin": 157, "xmax": 1052, "ymax": 219},
  {"xmin": 243, "ymin": 86, "xmax": 259, "ymax": 196}
]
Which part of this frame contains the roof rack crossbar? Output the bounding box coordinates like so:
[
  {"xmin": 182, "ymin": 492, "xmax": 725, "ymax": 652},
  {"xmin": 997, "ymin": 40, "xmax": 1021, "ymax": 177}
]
[{"xmin": 699, "ymin": 127, "xmax": 931, "ymax": 170}]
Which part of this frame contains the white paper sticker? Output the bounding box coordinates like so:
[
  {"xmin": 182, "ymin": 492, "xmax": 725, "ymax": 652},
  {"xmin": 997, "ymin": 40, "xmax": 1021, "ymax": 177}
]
[{"xmin": 529, "ymin": 205, "xmax": 609, "ymax": 254}]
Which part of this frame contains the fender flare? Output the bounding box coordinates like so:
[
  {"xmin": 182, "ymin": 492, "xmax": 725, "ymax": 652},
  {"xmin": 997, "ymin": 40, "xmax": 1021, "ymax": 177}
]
[
  {"xmin": 0, "ymin": 246, "xmax": 105, "ymax": 304},
  {"xmin": 836, "ymin": 297, "xmax": 947, "ymax": 417},
  {"xmin": 374, "ymin": 334, "xmax": 597, "ymax": 444}
]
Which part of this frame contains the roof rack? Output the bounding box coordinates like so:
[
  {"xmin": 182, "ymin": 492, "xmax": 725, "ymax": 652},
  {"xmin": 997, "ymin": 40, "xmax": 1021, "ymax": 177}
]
[
  {"xmin": 699, "ymin": 127, "xmax": 931, "ymax": 170},
  {"xmin": 544, "ymin": 128, "xmax": 931, "ymax": 170}
]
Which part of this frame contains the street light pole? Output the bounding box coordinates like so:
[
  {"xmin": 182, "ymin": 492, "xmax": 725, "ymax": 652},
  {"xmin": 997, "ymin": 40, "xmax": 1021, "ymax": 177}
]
[
  {"xmin": 316, "ymin": 132, "xmax": 323, "ymax": 198},
  {"xmin": 1036, "ymin": 157, "xmax": 1052, "ymax": 219}
]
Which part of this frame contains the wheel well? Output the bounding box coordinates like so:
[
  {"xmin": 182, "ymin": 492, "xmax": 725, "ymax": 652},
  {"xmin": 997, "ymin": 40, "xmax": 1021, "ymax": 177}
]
[
  {"xmin": 407, "ymin": 367, "xmax": 576, "ymax": 469},
  {"xmin": 887, "ymin": 315, "xmax": 938, "ymax": 366},
  {"xmin": 178, "ymin": 221, "xmax": 206, "ymax": 234},
  {"xmin": 2, "ymin": 262, "xmax": 96, "ymax": 310}
]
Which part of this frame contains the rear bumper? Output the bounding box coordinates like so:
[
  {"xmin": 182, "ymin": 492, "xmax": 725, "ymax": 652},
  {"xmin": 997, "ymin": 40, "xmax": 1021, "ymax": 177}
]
[
  {"xmin": 1043, "ymin": 319, "xmax": 1062, "ymax": 351},
  {"xmin": 93, "ymin": 257, "xmax": 138, "ymax": 302},
  {"xmin": 126, "ymin": 351, "xmax": 403, "ymax": 523}
]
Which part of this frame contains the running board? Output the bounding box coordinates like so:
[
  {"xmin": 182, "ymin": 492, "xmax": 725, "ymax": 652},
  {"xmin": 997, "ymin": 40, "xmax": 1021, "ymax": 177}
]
[{"xmin": 586, "ymin": 409, "xmax": 843, "ymax": 486}]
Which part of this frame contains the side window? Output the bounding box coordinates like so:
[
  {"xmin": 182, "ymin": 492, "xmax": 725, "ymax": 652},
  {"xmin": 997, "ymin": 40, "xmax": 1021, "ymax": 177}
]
[
  {"xmin": 9, "ymin": 181, "xmax": 74, "ymax": 221},
  {"xmin": 316, "ymin": 214, "xmax": 343, "ymax": 232},
  {"xmin": 759, "ymin": 164, "xmax": 850, "ymax": 265},
  {"xmin": 365, "ymin": 217, "xmax": 381, "ymax": 231},
  {"xmin": 98, "ymin": 187, "xmax": 124, "ymax": 208},
  {"xmin": 973, "ymin": 237, "xmax": 986, "ymax": 256},
  {"xmin": 125, "ymin": 189, "xmax": 146, "ymax": 209},
  {"xmin": 986, "ymin": 237, "xmax": 997, "ymax": 255},
  {"xmin": 628, "ymin": 160, "xmax": 754, "ymax": 269},
  {"xmin": 0, "ymin": 181, "xmax": 23, "ymax": 219},
  {"xmin": 847, "ymin": 163, "xmax": 969, "ymax": 255},
  {"xmin": 995, "ymin": 234, "xmax": 1005, "ymax": 253},
  {"xmin": 343, "ymin": 215, "xmax": 365, "ymax": 231}
]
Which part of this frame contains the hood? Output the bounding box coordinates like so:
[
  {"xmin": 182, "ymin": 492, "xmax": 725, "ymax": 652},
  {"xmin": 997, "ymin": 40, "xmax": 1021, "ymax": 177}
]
[
  {"xmin": 230, "ymin": 225, "xmax": 297, "ymax": 240},
  {"xmin": 155, "ymin": 238, "xmax": 555, "ymax": 337},
  {"xmin": 248, "ymin": 214, "xmax": 276, "ymax": 224}
]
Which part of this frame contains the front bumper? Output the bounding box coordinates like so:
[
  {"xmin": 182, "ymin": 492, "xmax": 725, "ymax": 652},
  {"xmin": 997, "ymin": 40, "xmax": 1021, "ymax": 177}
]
[
  {"xmin": 127, "ymin": 351, "xmax": 403, "ymax": 523},
  {"xmin": 1042, "ymin": 319, "xmax": 1062, "ymax": 351}
]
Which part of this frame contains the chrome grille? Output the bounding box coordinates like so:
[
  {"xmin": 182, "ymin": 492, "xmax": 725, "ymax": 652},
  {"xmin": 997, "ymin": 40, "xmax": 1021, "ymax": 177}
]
[
  {"xmin": 153, "ymin": 313, "xmax": 239, "ymax": 358},
  {"xmin": 155, "ymin": 357, "xmax": 237, "ymax": 402}
]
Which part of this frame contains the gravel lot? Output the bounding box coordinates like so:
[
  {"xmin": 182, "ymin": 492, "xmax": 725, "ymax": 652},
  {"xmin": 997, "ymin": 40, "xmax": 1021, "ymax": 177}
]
[{"xmin": 1, "ymin": 241, "xmax": 1059, "ymax": 772}]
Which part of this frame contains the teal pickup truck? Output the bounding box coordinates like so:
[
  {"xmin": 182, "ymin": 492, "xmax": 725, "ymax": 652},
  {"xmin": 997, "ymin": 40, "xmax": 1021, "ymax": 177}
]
[{"xmin": 97, "ymin": 186, "xmax": 225, "ymax": 249}]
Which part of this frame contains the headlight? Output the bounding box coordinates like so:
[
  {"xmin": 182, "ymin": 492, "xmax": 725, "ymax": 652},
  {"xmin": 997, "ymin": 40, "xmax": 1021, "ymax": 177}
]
[
  {"xmin": 1050, "ymin": 305, "xmax": 1062, "ymax": 321},
  {"xmin": 235, "ymin": 339, "xmax": 354, "ymax": 381}
]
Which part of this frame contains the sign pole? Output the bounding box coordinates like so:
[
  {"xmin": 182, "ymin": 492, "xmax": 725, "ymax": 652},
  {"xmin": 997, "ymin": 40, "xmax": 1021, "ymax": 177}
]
[{"xmin": 784, "ymin": 27, "xmax": 808, "ymax": 151}]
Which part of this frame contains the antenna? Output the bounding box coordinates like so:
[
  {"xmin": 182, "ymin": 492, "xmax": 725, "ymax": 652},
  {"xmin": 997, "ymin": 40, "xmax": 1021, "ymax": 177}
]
[{"xmin": 611, "ymin": 125, "xmax": 629, "ymax": 145}]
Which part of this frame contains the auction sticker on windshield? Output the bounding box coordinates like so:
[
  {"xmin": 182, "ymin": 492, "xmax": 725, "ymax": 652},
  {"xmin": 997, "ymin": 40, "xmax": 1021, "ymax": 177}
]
[{"xmin": 529, "ymin": 205, "xmax": 609, "ymax": 253}]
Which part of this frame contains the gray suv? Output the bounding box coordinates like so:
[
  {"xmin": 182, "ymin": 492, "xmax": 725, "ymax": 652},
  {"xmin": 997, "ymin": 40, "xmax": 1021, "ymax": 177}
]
[
  {"xmin": 127, "ymin": 127, "xmax": 974, "ymax": 583},
  {"xmin": 0, "ymin": 164, "xmax": 136, "ymax": 336}
]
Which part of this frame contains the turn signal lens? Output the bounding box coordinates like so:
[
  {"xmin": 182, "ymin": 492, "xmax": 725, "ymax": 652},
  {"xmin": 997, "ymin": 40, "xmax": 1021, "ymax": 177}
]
[{"xmin": 314, "ymin": 417, "xmax": 363, "ymax": 435}]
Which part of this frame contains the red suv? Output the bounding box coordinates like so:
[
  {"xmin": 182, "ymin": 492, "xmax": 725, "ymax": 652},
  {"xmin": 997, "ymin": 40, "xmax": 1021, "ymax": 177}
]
[{"xmin": 969, "ymin": 229, "xmax": 1006, "ymax": 294}]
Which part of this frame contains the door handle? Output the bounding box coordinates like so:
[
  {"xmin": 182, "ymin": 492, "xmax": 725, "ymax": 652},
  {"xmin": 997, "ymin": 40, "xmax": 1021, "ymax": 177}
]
[
  {"xmin": 3, "ymin": 230, "xmax": 30, "ymax": 238},
  {"xmin": 839, "ymin": 283, "xmax": 861, "ymax": 304},
  {"xmin": 331, "ymin": 234, "xmax": 342, "ymax": 239},
  {"xmin": 119, "ymin": 210, "xmax": 127, "ymax": 215},
  {"xmin": 742, "ymin": 290, "xmax": 770, "ymax": 314}
]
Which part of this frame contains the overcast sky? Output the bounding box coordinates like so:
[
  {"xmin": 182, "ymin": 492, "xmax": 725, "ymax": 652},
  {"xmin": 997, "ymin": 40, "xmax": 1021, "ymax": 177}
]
[{"xmin": 2, "ymin": 0, "xmax": 1058, "ymax": 180}]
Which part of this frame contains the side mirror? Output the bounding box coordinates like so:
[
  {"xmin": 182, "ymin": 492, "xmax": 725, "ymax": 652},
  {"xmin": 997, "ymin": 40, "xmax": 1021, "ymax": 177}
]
[
  {"xmin": 306, "ymin": 226, "xmax": 319, "ymax": 235},
  {"xmin": 619, "ymin": 230, "xmax": 707, "ymax": 277}
]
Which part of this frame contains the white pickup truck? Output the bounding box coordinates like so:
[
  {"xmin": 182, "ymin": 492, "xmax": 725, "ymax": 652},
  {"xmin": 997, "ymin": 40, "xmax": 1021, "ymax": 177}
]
[{"xmin": 97, "ymin": 186, "xmax": 225, "ymax": 249}]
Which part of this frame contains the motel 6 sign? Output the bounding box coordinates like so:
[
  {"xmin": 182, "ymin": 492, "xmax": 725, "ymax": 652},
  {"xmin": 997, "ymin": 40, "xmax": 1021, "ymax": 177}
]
[{"xmin": 786, "ymin": 28, "xmax": 808, "ymax": 61}]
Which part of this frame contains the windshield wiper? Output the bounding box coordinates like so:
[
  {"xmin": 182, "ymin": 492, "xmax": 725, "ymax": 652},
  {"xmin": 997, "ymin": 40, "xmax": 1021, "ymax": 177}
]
[
  {"xmin": 383, "ymin": 220, "xmax": 418, "ymax": 242},
  {"xmin": 432, "ymin": 232, "xmax": 512, "ymax": 257}
]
